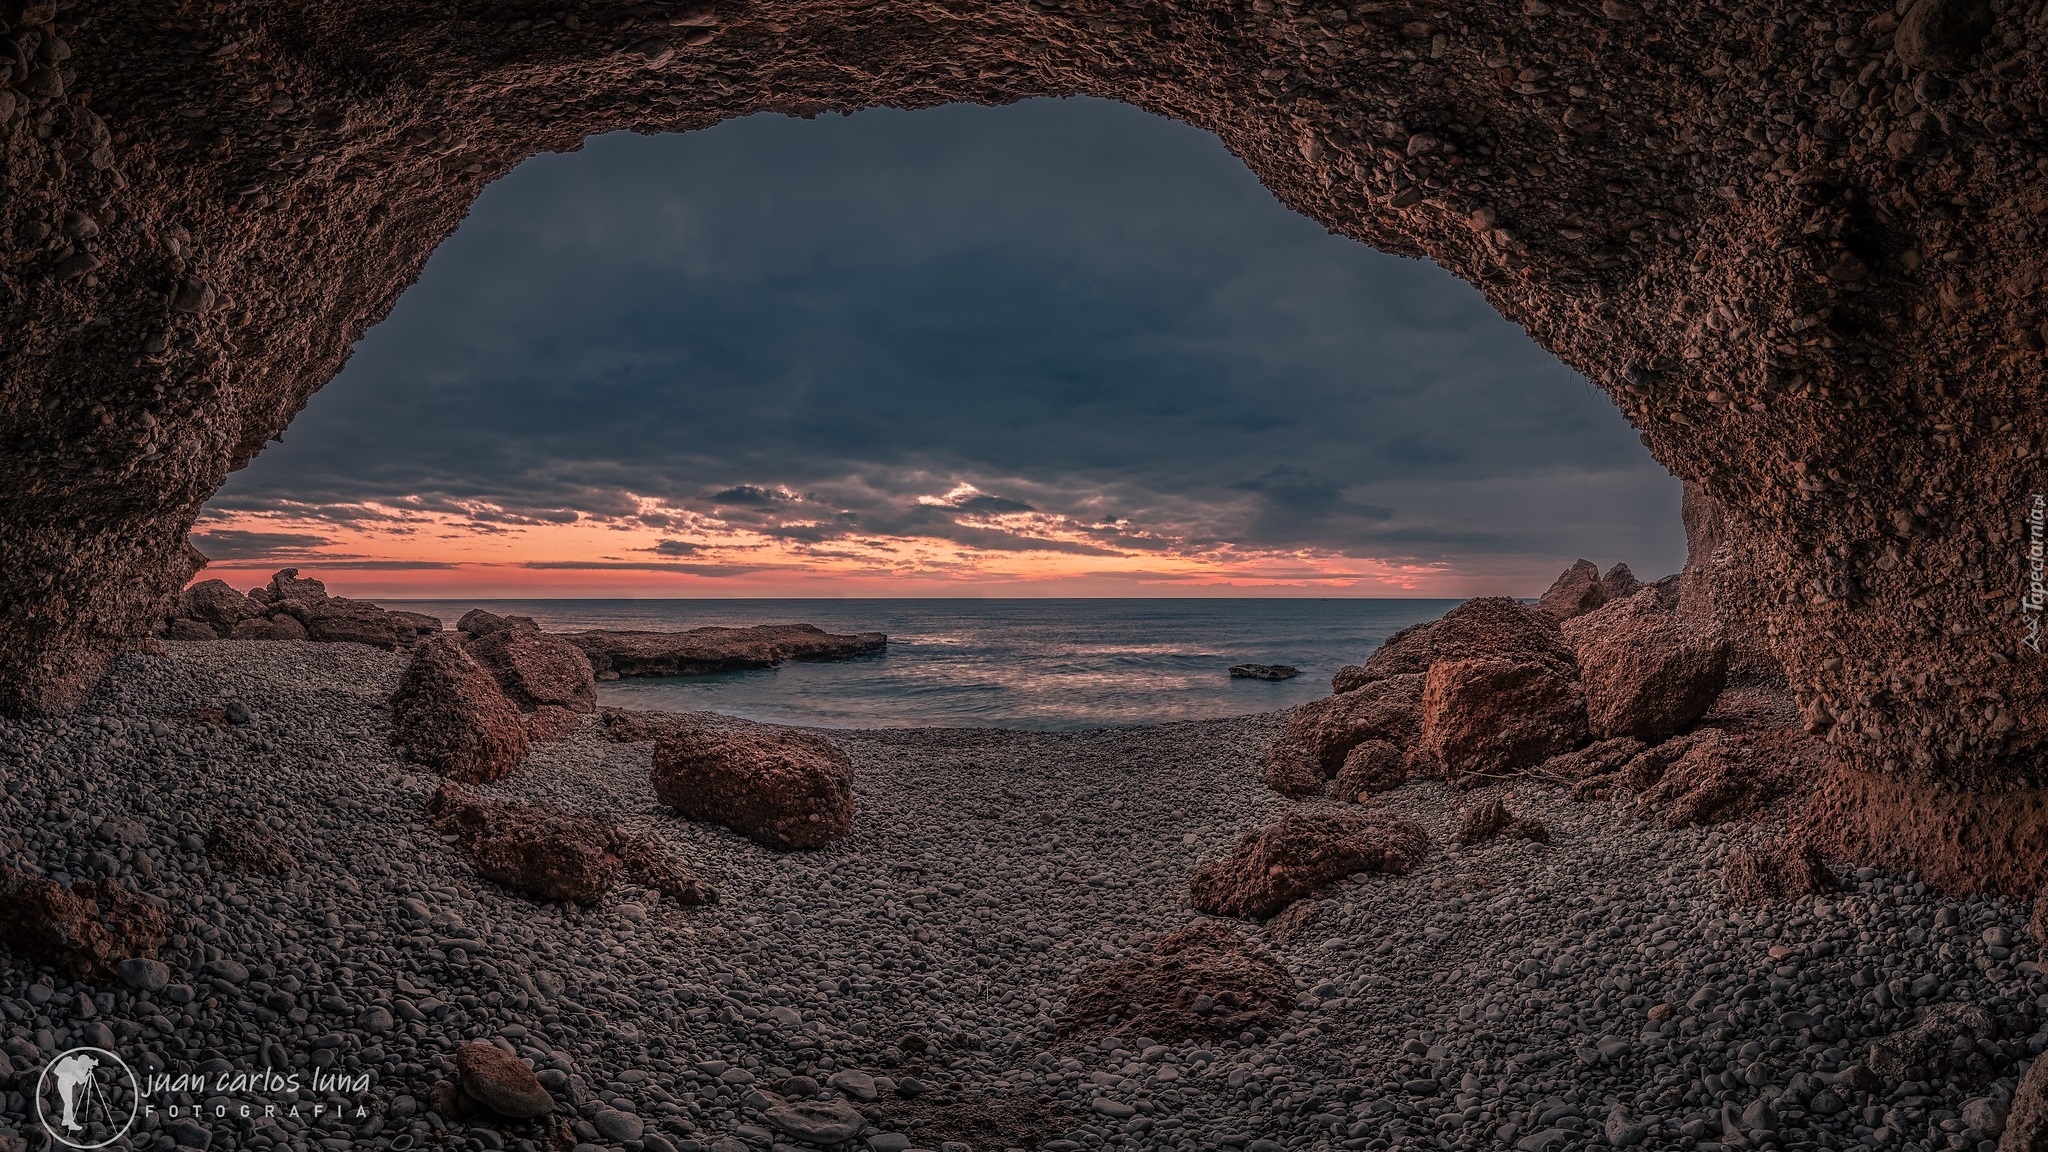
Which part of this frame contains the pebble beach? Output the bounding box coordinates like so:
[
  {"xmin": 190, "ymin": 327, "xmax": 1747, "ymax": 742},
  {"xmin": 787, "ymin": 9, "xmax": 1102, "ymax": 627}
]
[{"xmin": 0, "ymin": 640, "xmax": 2040, "ymax": 1152}]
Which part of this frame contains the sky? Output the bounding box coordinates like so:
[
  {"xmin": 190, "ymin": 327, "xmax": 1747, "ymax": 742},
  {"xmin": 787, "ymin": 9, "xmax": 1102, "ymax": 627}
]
[{"xmin": 195, "ymin": 96, "xmax": 1684, "ymax": 599}]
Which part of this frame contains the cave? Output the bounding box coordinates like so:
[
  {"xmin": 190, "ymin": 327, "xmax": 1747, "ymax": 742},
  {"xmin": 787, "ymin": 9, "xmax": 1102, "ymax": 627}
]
[{"xmin": 2, "ymin": 0, "xmax": 2045, "ymax": 890}]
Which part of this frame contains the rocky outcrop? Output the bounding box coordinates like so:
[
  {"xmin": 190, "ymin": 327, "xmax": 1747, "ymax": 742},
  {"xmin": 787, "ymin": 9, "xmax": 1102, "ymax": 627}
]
[
  {"xmin": 3, "ymin": 0, "xmax": 2047, "ymax": 891},
  {"xmin": 466, "ymin": 627, "xmax": 598, "ymax": 713},
  {"xmin": 527, "ymin": 704, "xmax": 582, "ymax": 743},
  {"xmin": 457, "ymin": 609, "xmax": 540, "ymax": 639},
  {"xmin": 1562, "ymin": 589, "xmax": 1730, "ymax": 742},
  {"xmin": 650, "ymin": 719, "xmax": 856, "ymax": 849},
  {"xmin": 1420, "ymin": 656, "xmax": 1588, "ymax": 782},
  {"xmin": 427, "ymin": 784, "xmax": 715, "ymax": 905},
  {"xmin": 1537, "ymin": 559, "xmax": 1607, "ymax": 621},
  {"xmin": 230, "ymin": 614, "xmax": 308, "ymax": 641},
  {"xmin": 0, "ymin": 865, "xmax": 169, "ymax": 982},
  {"xmin": 568, "ymin": 624, "xmax": 886, "ymax": 679},
  {"xmin": 1723, "ymin": 837, "xmax": 1834, "ymax": 903},
  {"xmin": 1189, "ymin": 810, "xmax": 1426, "ymax": 919},
  {"xmin": 1062, "ymin": 923, "xmax": 1296, "ymax": 1040},
  {"xmin": 180, "ymin": 579, "xmax": 262, "ymax": 634},
  {"xmin": 390, "ymin": 636, "xmax": 530, "ymax": 784},
  {"xmin": 1280, "ymin": 673, "xmax": 1424, "ymax": 776},
  {"xmin": 303, "ymin": 596, "xmax": 410, "ymax": 649},
  {"xmin": 1331, "ymin": 620, "xmax": 1438, "ymax": 694},
  {"xmin": 163, "ymin": 569, "xmax": 433, "ymax": 647}
]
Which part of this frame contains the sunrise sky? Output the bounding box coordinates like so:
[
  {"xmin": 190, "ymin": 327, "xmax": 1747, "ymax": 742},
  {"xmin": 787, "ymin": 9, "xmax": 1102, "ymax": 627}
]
[{"xmin": 195, "ymin": 98, "xmax": 1682, "ymax": 600}]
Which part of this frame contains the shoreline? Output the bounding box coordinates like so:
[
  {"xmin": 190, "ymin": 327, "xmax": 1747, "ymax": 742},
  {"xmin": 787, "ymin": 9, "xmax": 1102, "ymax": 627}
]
[{"xmin": 0, "ymin": 640, "xmax": 2037, "ymax": 1152}]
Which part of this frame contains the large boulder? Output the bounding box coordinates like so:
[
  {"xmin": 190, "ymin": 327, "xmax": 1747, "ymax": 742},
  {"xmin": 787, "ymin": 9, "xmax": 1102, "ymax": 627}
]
[
  {"xmin": 1562, "ymin": 588, "xmax": 1730, "ymax": 742},
  {"xmin": 305, "ymin": 597, "xmax": 409, "ymax": 649},
  {"xmin": 249, "ymin": 567, "xmax": 329, "ymax": 619},
  {"xmin": 1599, "ymin": 562, "xmax": 1644, "ymax": 602},
  {"xmin": 389, "ymin": 610, "xmax": 446, "ymax": 637},
  {"xmin": 1188, "ymin": 810, "xmax": 1426, "ymax": 919},
  {"xmin": 1337, "ymin": 596, "xmax": 1578, "ymax": 695},
  {"xmin": 650, "ymin": 720, "xmax": 856, "ymax": 849},
  {"xmin": 390, "ymin": 636, "xmax": 530, "ymax": 783},
  {"xmin": 427, "ymin": 784, "xmax": 714, "ymax": 905},
  {"xmin": 0, "ymin": 866, "xmax": 169, "ymax": 982},
  {"xmin": 1333, "ymin": 739, "xmax": 1406, "ymax": 801},
  {"xmin": 466, "ymin": 628, "xmax": 598, "ymax": 713},
  {"xmin": 1420, "ymin": 656, "xmax": 1588, "ymax": 781},
  {"xmin": 163, "ymin": 617, "xmax": 218, "ymax": 641},
  {"xmin": 230, "ymin": 613, "xmax": 307, "ymax": 641},
  {"xmin": 1062, "ymin": 923, "xmax": 1296, "ymax": 1040},
  {"xmin": 1281, "ymin": 673, "xmax": 1424, "ymax": 775},
  {"xmin": 180, "ymin": 579, "xmax": 262, "ymax": 633},
  {"xmin": 1537, "ymin": 559, "xmax": 1607, "ymax": 620}
]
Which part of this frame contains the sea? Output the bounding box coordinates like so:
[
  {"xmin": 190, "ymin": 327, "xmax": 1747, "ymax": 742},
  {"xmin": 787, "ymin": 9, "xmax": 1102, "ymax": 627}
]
[{"xmin": 380, "ymin": 598, "xmax": 1458, "ymax": 732}]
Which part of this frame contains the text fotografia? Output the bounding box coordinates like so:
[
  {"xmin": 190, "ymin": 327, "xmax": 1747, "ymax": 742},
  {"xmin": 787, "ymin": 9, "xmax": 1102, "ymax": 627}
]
[{"xmin": 2026, "ymin": 492, "xmax": 2045, "ymax": 655}]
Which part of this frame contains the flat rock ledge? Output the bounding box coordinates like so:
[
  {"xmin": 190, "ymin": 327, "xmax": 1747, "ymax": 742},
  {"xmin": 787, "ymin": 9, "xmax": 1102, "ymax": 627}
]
[{"xmin": 565, "ymin": 624, "xmax": 886, "ymax": 680}]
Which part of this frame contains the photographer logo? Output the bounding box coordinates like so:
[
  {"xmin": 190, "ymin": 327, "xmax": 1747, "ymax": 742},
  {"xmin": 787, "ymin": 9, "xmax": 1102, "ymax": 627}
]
[{"xmin": 35, "ymin": 1047, "xmax": 140, "ymax": 1150}]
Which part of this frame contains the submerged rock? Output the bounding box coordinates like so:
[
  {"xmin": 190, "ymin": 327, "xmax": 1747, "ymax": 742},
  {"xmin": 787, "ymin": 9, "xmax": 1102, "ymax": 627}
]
[
  {"xmin": 1229, "ymin": 663, "xmax": 1300, "ymax": 680},
  {"xmin": 568, "ymin": 623, "xmax": 885, "ymax": 679}
]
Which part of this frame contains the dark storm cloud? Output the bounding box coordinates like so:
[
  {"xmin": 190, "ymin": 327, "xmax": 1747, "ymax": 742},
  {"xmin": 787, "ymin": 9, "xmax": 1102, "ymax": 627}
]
[
  {"xmin": 190, "ymin": 529, "xmax": 333, "ymax": 558},
  {"xmin": 207, "ymin": 97, "xmax": 1684, "ymax": 574}
]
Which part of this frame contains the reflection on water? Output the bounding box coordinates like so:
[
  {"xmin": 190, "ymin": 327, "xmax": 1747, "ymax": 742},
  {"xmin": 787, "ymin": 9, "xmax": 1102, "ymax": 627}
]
[{"xmin": 380, "ymin": 598, "xmax": 1458, "ymax": 732}]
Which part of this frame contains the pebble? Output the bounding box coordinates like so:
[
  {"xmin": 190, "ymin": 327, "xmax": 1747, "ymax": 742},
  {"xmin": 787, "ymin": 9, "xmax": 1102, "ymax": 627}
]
[{"xmin": 0, "ymin": 642, "xmax": 2039, "ymax": 1152}]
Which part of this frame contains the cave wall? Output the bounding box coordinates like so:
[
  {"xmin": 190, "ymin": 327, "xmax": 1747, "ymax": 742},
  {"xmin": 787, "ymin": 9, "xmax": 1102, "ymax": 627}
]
[{"xmin": 2, "ymin": 0, "xmax": 2045, "ymax": 813}]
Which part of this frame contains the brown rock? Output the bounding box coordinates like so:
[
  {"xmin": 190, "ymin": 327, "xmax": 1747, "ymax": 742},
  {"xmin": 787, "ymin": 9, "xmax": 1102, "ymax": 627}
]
[
  {"xmin": 1333, "ymin": 738, "xmax": 1406, "ymax": 800},
  {"xmin": 427, "ymin": 784, "xmax": 714, "ymax": 905},
  {"xmin": 651, "ymin": 720, "xmax": 856, "ymax": 849},
  {"xmin": 1281, "ymin": 673, "xmax": 1424, "ymax": 774},
  {"xmin": 599, "ymin": 707, "xmax": 703, "ymax": 743},
  {"xmin": 2006, "ymin": 1054, "xmax": 2048, "ymax": 1151},
  {"xmin": 163, "ymin": 618, "xmax": 218, "ymax": 641},
  {"xmin": 1895, "ymin": 0, "xmax": 1994, "ymax": 70},
  {"xmin": 456, "ymin": 609, "xmax": 540, "ymax": 638},
  {"xmin": 1188, "ymin": 810, "xmax": 1426, "ymax": 919},
  {"xmin": 250, "ymin": 568, "xmax": 328, "ymax": 616},
  {"xmin": 206, "ymin": 816, "xmax": 297, "ymax": 873},
  {"xmin": 1259, "ymin": 740, "xmax": 1324, "ymax": 799},
  {"xmin": 1599, "ymin": 562, "xmax": 1644, "ymax": 602},
  {"xmin": 455, "ymin": 1041, "xmax": 554, "ymax": 1119},
  {"xmin": 1631, "ymin": 728, "xmax": 1802, "ymax": 827},
  {"xmin": 1562, "ymin": 589, "xmax": 1730, "ymax": 742},
  {"xmin": 1455, "ymin": 795, "xmax": 1549, "ymax": 845},
  {"xmin": 389, "ymin": 610, "xmax": 445, "ymax": 637},
  {"xmin": 1330, "ymin": 620, "xmax": 1439, "ymax": 693},
  {"xmin": 390, "ymin": 636, "xmax": 529, "ymax": 783},
  {"xmin": 1537, "ymin": 559, "xmax": 1607, "ymax": 620},
  {"xmin": 1868, "ymin": 1003, "xmax": 2000, "ymax": 1088},
  {"xmin": 1420, "ymin": 657, "xmax": 1588, "ymax": 782},
  {"xmin": 1723, "ymin": 837, "xmax": 1834, "ymax": 903},
  {"xmin": 0, "ymin": 865, "xmax": 169, "ymax": 982},
  {"xmin": 1061, "ymin": 923, "xmax": 1296, "ymax": 1041},
  {"xmin": 180, "ymin": 579, "xmax": 261, "ymax": 633},
  {"xmin": 568, "ymin": 624, "xmax": 886, "ymax": 679},
  {"xmin": 1545, "ymin": 736, "xmax": 1647, "ymax": 783},
  {"xmin": 231, "ymin": 614, "xmax": 308, "ymax": 640},
  {"xmin": 305, "ymin": 597, "xmax": 409, "ymax": 649},
  {"xmin": 467, "ymin": 628, "xmax": 597, "ymax": 713},
  {"xmin": 528, "ymin": 704, "xmax": 582, "ymax": 742}
]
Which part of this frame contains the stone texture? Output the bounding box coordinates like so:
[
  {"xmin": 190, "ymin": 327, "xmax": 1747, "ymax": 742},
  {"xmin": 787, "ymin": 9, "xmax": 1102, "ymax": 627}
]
[
  {"xmin": 1867, "ymin": 1003, "xmax": 2000, "ymax": 1088},
  {"xmin": 527, "ymin": 704, "xmax": 582, "ymax": 742},
  {"xmin": 1188, "ymin": 810, "xmax": 1426, "ymax": 919},
  {"xmin": 1723, "ymin": 836, "xmax": 1835, "ymax": 904},
  {"xmin": 179, "ymin": 579, "xmax": 261, "ymax": 634},
  {"xmin": 2005, "ymin": 1055, "xmax": 2048, "ymax": 1152},
  {"xmin": 427, "ymin": 784, "xmax": 716, "ymax": 906},
  {"xmin": 1, "ymin": 0, "xmax": 2046, "ymax": 887},
  {"xmin": 205, "ymin": 816, "xmax": 297, "ymax": 874},
  {"xmin": 1062, "ymin": 923, "xmax": 1296, "ymax": 1041},
  {"xmin": 389, "ymin": 636, "xmax": 529, "ymax": 783},
  {"xmin": 1259, "ymin": 740, "xmax": 1324, "ymax": 800},
  {"xmin": 1454, "ymin": 796, "xmax": 1548, "ymax": 846},
  {"xmin": 456, "ymin": 609, "xmax": 539, "ymax": 639},
  {"xmin": 568, "ymin": 624, "xmax": 886, "ymax": 679},
  {"xmin": 1537, "ymin": 559, "xmax": 1607, "ymax": 621},
  {"xmin": 163, "ymin": 618, "xmax": 218, "ymax": 641},
  {"xmin": 466, "ymin": 627, "xmax": 598, "ymax": 713},
  {"xmin": 1419, "ymin": 657, "xmax": 1588, "ymax": 782},
  {"xmin": 1562, "ymin": 588, "xmax": 1730, "ymax": 742},
  {"xmin": 0, "ymin": 865, "xmax": 169, "ymax": 982},
  {"xmin": 304, "ymin": 596, "xmax": 409, "ymax": 649},
  {"xmin": 1331, "ymin": 620, "xmax": 1438, "ymax": 694},
  {"xmin": 455, "ymin": 1041, "xmax": 554, "ymax": 1119},
  {"xmin": 229, "ymin": 614, "xmax": 307, "ymax": 641},
  {"xmin": 651, "ymin": 720, "xmax": 856, "ymax": 850},
  {"xmin": 1280, "ymin": 673, "xmax": 1424, "ymax": 775},
  {"xmin": 1332, "ymin": 739, "xmax": 1406, "ymax": 801}
]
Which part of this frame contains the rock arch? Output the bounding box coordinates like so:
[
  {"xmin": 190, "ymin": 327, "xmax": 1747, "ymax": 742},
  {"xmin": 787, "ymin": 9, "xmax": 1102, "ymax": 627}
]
[{"xmin": 2, "ymin": 0, "xmax": 2043, "ymax": 878}]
